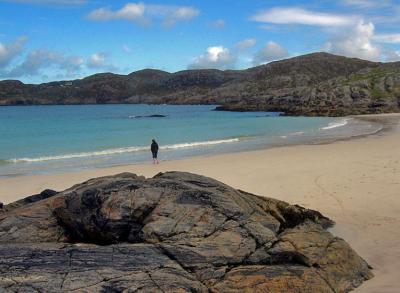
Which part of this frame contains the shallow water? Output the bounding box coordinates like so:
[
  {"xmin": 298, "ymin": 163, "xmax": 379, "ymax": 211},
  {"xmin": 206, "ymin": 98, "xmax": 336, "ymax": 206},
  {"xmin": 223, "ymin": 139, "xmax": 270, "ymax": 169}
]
[{"xmin": 0, "ymin": 104, "xmax": 381, "ymax": 176}]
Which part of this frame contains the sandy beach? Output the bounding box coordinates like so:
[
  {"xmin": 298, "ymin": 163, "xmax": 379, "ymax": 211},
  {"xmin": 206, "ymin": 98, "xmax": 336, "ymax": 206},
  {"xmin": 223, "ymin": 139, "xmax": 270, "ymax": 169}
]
[{"xmin": 1, "ymin": 113, "xmax": 399, "ymax": 292}]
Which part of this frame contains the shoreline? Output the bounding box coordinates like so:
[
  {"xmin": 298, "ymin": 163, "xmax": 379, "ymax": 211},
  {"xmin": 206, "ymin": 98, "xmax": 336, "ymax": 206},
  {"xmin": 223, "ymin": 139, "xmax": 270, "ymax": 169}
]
[
  {"xmin": 0, "ymin": 113, "xmax": 388, "ymax": 179},
  {"xmin": 0, "ymin": 113, "xmax": 398, "ymax": 197},
  {"xmin": 1, "ymin": 113, "xmax": 399, "ymax": 292}
]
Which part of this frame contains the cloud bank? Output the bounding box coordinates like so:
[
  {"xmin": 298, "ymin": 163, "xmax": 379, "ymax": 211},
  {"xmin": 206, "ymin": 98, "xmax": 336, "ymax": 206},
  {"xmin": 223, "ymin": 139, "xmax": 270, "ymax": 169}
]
[
  {"xmin": 0, "ymin": 38, "xmax": 119, "ymax": 80},
  {"xmin": 188, "ymin": 46, "xmax": 236, "ymax": 70},
  {"xmin": 324, "ymin": 21, "xmax": 381, "ymax": 61},
  {"xmin": 87, "ymin": 53, "xmax": 117, "ymax": 71},
  {"xmin": 87, "ymin": 3, "xmax": 200, "ymax": 27},
  {"xmin": 5, "ymin": 49, "xmax": 84, "ymax": 78},
  {"xmin": 251, "ymin": 5, "xmax": 400, "ymax": 62},
  {"xmin": 0, "ymin": 37, "xmax": 27, "ymax": 67},
  {"xmin": 251, "ymin": 7, "xmax": 358, "ymax": 27}
]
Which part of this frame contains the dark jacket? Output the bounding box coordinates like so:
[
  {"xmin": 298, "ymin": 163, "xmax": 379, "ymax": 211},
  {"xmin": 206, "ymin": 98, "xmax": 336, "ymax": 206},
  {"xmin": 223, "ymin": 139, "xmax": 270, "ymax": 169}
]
[{"xmin": 151, "ymin": 141, "xmax": 159, "ymax": 153}]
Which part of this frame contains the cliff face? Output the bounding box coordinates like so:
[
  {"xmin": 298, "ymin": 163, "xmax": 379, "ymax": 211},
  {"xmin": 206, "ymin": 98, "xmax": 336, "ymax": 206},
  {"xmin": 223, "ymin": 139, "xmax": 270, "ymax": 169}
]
[
  {"xmin": 1, "ymin": 52, "xmax": 400, "ymax": 116},
  {"xmin": 216, "ymin": 60, "xmax": 400, "ymax": 116}
]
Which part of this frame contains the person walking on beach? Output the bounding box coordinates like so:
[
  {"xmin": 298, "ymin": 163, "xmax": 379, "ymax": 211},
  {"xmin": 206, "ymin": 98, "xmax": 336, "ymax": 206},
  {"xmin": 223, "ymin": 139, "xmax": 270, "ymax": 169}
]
[{"xmin": 151, "ymin": 139, "xmax": 159, "ymax": 164}]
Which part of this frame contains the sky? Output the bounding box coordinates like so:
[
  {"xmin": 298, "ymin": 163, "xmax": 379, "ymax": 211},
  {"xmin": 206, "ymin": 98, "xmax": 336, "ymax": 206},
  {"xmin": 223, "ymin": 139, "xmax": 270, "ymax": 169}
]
[{"xmin": 1, "ymin": 0, "xmax": 400, "ymax": 83}]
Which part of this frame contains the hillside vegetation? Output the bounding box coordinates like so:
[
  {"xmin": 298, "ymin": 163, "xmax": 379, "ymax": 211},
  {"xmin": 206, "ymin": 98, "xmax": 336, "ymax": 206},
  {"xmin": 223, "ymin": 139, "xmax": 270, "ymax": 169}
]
[{"xmin": 1, "ymin": 53, "xmax": 399, "ymax": 116}]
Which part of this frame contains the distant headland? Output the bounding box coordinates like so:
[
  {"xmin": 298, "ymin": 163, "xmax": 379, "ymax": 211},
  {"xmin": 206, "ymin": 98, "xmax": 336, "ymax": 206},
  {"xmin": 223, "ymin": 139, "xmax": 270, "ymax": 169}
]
[{"xmin": 1, "ymin": 52, "xmax": 399, "ymax": 117}]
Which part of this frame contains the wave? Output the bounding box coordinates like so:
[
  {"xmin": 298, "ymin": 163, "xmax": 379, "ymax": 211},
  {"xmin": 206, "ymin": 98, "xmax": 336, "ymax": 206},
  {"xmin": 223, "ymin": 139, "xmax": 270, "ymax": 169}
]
[
  {"xmin": 8, "ymin": 138, "xmax": 240, "ymax": 163},
  {"xmin": 279, "ymin": 131, "xmax": 304, "ymax": 139},
  {"xmin": 321, "ymin": 119, "xmax": 350, "ymax": 130}
]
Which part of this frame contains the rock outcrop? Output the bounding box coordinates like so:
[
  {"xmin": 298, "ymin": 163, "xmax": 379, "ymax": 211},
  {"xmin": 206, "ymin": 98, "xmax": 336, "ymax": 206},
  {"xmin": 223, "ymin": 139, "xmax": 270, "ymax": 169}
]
[
  {"xmin": 0, "ymin": 172, "xmax": 372, "ymax": 292},
  {"xmin": 1, "ymin": 189, "xmax": 57, "ymax": 213},
  {"xmin": 1, "ymin": 52, "xmax": 399, "ymax": 116}
]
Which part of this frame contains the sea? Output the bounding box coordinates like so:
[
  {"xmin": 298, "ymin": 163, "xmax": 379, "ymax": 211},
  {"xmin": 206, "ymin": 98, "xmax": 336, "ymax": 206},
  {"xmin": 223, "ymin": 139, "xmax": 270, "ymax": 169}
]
[{"xmin": 0, "ymin": 104, "xmax": 382, "ymax": 177}]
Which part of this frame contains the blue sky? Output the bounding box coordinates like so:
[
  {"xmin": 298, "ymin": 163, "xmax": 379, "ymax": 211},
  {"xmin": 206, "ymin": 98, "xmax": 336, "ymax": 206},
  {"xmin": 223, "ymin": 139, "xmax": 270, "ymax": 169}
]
[{"xmin": 1, "ymin": 0, "xmax": 400, "ymax": 83}]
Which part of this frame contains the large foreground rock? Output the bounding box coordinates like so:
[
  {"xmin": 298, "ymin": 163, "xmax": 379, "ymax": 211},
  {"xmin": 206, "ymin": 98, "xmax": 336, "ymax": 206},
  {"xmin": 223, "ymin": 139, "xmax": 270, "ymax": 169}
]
[{"xmin": 0, "ymin": 172, "xmax": 372, "ymax": 292}]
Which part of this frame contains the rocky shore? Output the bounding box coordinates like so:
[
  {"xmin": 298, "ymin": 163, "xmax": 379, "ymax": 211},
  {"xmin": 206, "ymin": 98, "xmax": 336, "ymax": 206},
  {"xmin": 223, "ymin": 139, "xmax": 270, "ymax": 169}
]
[{"xmin": 0, "ymin": 172, "xmax": 372, "ymax": 292}]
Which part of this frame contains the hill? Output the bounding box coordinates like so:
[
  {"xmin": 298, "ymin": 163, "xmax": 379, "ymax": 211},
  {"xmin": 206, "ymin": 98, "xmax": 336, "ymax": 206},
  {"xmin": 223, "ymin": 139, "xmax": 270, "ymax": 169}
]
[{"xmin": 1, "ymin": 52, "xmax": 399, "ymax": 116}]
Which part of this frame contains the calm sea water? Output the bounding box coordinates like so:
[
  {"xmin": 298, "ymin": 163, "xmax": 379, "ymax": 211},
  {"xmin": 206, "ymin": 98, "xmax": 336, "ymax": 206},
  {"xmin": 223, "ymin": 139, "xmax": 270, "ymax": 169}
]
[{"xmin": 0, "ymin": 105, "xmax": 381, "ymax": 176}]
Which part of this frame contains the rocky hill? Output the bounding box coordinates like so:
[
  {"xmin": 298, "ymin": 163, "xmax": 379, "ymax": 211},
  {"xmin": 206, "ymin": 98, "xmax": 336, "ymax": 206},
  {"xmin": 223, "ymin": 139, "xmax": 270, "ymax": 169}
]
[
  {"xmin": 0, "ymin": 172, "xmax": 372, "ymax": 292},
  {"xmin": 1, "ymin": 52, "xmax": 400, "ymax": 116}
]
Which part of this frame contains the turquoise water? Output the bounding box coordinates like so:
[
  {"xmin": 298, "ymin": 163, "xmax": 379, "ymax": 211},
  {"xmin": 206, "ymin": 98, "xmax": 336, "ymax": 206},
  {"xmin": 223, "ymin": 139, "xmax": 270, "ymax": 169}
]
[{"xmin": 0, "ymin": 105, "xmax": 381, "ymax": 176}]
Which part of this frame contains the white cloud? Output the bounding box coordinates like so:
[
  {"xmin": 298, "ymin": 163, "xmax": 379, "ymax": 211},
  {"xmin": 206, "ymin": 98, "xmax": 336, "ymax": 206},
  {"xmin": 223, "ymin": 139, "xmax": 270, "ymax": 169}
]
[
  {"xmin": 253, "ymin": 41, "xmax": 288, "ymax": 65},
  {"xmin": 235, "ymin": 38, "xmax": 256, "ymax": 51},
  {"xmin": 189, "ymin": 46, "xmax": 236, "ymax": 70},
  {"xmin": 88, "ymin": 53, "xmax": 106, "ymax": 68},
  {"xmin": 251, "ymin": 6, "xmax": 398, "ymax": 62},
  {"xmin": 210, "ymin": 19, "xmax": 226, "ymax": 29},
  {"xmin": 5, "ymin": 49, "xmax": 84, "ymax": 77},
  {"xmin": 250, "ymin": 6, "xmax": 400, "ymax": 63},
  {"xmin": 0, "ymin": 37, "xmax": 27, "ymax": 68},
  {"xmin": 340, "ymin": 0, "xmax": 392, "ymax": 8},
  {"xmin": 161, "ymin": 6, "xmax": 199, "ymax": 27},
  {"xmin": 1, "ymin": 47, "xmax": 120, "ymax": 80},
  {"xmin": 323, "ymin": 21, "xmax": 381, "ymax": 61},
  {"xmin": 87, "ymin": 3, "xmax": 200, "ymax": 27},
  {"xmin": 251, "ymin": 7, "xmax": 358, "ymax": 27},
  {"xmin": 2, "ymin": 0, "xmax": 86, "ymax": 5},
  {"xmin": 0, "ymin": 38, "xmax": 87, "ymax": 80},
  {"xmin": 87, "ymin": 52, "xmax": 116, "ymax": 71},
  {"xmin": 373, "ymin": 33, "xmax": 400, "ymax": 44},
  {"xmin": 87, "ymin": 3, "xmax": 146, "ymax": 23},
  {"xmin": 116, "ymin": 3, "xmax": 146, "ymax": 20},
  {"xmin": 87, "ymin": 7, "xmax": 112, "ymax": 21}
]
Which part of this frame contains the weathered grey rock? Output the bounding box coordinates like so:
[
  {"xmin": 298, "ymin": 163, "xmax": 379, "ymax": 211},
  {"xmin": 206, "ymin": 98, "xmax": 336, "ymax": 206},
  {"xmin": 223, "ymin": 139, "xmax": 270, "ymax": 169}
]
[
  {"xmin": 0, "ymin": 243, "xmax": 207, "ymax": 292},
  {"xmin": 2, "ymin": 189, "xmax": 57, "ymax": 213},
  {"xmin": 0, "ymin": 172, "xmax": 373, "ymax": 292},
  {"xmin": 130, "ymin": 114, "xmax": 167, "ymax": 118}
]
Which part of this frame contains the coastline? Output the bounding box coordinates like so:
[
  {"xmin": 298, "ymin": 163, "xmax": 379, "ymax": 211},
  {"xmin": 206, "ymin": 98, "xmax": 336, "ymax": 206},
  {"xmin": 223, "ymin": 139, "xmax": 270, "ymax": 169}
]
[
  {"xmin": 0, "ymin": 113, "xmax": 390, "ymax": 190},
  {"xmin": 0, "ymin": 111, "xmax": 384, "ymax": 178},
  {"xmin": 1, "ymin": 113, "xmax": 399, "ymax": 292},
  {"xmin": 0, "ymin": 113, "xmax": 397, "ymax": 202},
  {"xmin": 351, "ymin": 113, "xmax": 400, "ymax": 133}
]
